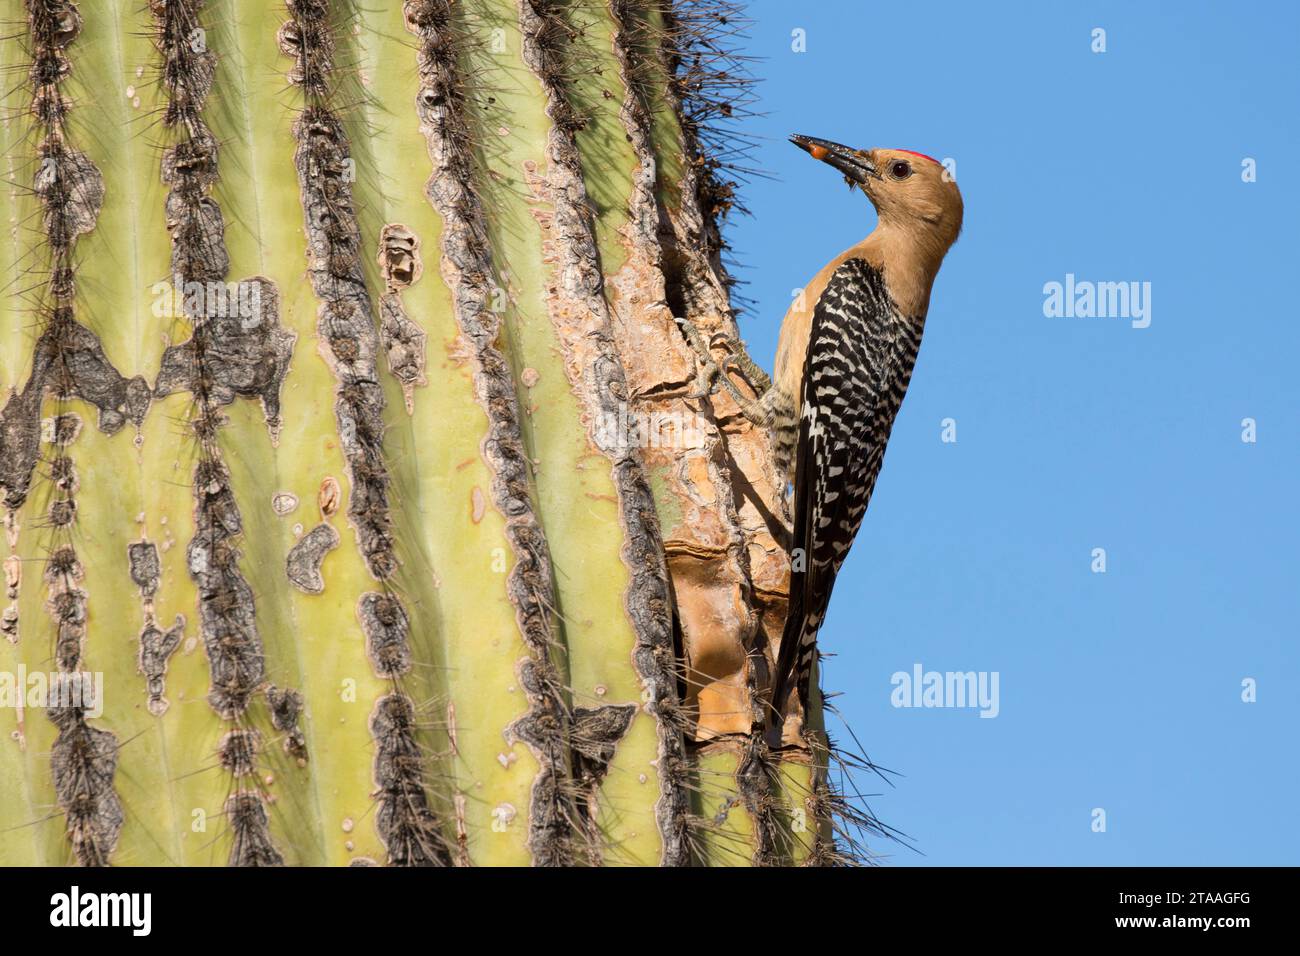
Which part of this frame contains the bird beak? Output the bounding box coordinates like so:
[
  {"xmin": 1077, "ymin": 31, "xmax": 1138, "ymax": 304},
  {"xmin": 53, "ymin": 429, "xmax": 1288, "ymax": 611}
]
[{"xmin": 790, "ymin": 134, "xmax": 877, "ymax": 184}]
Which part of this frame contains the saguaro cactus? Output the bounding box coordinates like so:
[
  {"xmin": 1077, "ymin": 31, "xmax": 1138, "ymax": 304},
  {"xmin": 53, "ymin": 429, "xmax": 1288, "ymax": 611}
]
[{"xmin": 0, "ymin": 0, "xmax": 864, "ymax": 866}]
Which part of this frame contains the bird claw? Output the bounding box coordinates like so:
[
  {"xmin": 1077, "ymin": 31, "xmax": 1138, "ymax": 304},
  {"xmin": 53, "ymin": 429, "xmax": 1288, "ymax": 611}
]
[
  {"xmin": 686, "ymin": 355, "xmax": 721, "ymax": 401},
  {"xmin": 674, "ymin": 316, "xmax": 774, "ymax": 428}
]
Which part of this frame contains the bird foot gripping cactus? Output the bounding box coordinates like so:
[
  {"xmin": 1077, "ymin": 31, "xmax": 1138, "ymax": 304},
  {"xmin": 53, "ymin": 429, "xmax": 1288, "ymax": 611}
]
[{"xmin": 673, "ymin": 315, "xmax": 774, "ymax": 420}]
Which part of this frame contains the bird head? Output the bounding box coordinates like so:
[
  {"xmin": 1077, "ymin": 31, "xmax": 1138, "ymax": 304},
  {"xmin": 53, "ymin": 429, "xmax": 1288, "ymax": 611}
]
[{"xmin": 791, "ymin": 135, "xmax": 963, "ymax": 250}]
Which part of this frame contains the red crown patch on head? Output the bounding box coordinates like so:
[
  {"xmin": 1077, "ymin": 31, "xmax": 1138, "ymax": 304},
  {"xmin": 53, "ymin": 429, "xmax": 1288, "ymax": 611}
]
[{"xmin": 897, "ymin": 149, "xmax": 940, "ymax": 165}]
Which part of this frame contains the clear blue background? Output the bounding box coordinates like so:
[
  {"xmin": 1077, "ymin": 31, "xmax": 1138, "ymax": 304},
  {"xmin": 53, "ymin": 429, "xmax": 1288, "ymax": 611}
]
[{"xmin": 723, "ymin": 0, "xmax": 1299, "ymax": 865}]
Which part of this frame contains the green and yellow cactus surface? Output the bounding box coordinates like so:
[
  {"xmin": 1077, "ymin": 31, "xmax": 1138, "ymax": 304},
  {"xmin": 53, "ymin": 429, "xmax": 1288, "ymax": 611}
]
[{"xmin": 0, "ymin": 0, "xmax": 846, "ymax": 867}]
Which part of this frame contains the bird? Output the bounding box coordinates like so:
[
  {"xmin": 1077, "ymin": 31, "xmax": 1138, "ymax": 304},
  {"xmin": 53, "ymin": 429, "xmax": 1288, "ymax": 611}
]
[
  {"xmin": 768, "ymin": 135, "xmax": 963, "ymax": 734},
  {"xmin": 680, "ymin": 135, "xmax": 963, "ymax": 737}
]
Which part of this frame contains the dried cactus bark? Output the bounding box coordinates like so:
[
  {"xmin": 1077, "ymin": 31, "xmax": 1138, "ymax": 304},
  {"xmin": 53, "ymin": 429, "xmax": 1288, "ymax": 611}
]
[{"xmin": 0, "ymin": 0, "xmax": 843, "ymax": 867}]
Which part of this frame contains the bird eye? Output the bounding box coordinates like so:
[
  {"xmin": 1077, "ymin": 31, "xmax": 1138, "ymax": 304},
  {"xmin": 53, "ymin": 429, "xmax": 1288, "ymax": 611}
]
[{"xmin": 889, "ymin": 160, "xmax": 912, "ymax": 180}]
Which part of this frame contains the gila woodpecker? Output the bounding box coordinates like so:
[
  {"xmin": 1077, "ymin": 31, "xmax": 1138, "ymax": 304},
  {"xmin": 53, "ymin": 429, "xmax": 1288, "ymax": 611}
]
[{"xmin": 682, "ymin": 135, "xmax": 964, "ymax": 734}]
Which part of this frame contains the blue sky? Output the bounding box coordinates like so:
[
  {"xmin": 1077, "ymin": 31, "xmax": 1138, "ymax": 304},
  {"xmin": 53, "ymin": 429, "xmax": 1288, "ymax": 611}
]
[{"xmin": 722, "ymin": 0, "xmax": 1300, "ymax": 864}]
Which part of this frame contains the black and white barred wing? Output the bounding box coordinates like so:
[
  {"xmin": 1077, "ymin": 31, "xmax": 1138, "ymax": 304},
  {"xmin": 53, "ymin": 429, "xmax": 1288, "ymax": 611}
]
[{"xmin": 770, "ymin": 257, "xmax": 923, "ymax": 718}]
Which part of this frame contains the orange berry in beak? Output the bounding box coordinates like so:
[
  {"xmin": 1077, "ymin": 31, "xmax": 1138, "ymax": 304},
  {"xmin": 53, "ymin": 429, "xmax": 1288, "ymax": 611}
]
[{"xmin": 809, "ymin": 144, "xmax": 829, "ymax": 160}]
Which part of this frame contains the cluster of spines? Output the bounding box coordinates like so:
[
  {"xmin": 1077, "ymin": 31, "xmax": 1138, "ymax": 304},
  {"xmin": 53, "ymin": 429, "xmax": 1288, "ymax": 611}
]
[
  {"xmin": 607, "ymin": 0, "xmax": 665, "ymax": 250},
  {"xmin": 224, "ymin": 791, "xmax": 284, "ymax": 867},
  {"xmin": 149, "ymin": 0, "xmax": 282, "ymax": 866},
  {"xmin": 519, "ymin": 0, "xmax": 585, "ymax": 133},
  {"xmin": 47, "ymin": 677, "xmax": 123, "ymax": 867},
  {"xmin": 281, "ymin": 0, "xmax": 443, "ymax": 866},
  {"xmin": 808, "ymin": 717, "xmax": 912, "ymax": 867},
  {"xmin": 266, "ymin": 685, "xmax": 308, "ymax": 764},
  {"xmin": 404, "ymin": 0, "xmax": 585, "ymax": 867},
  {"xmin": 369, "ymin": 694, "xmax": 451, "ymax": 866},
  {"xmin": 659, "ymin": 0, "xmax": 758, "ymax": 286}
]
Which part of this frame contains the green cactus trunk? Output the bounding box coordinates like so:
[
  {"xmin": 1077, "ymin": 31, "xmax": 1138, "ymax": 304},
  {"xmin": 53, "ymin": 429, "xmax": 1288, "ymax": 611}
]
[{"xmin": 0, "ymin": 0, "xmax": 841, "ymax": 867}]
